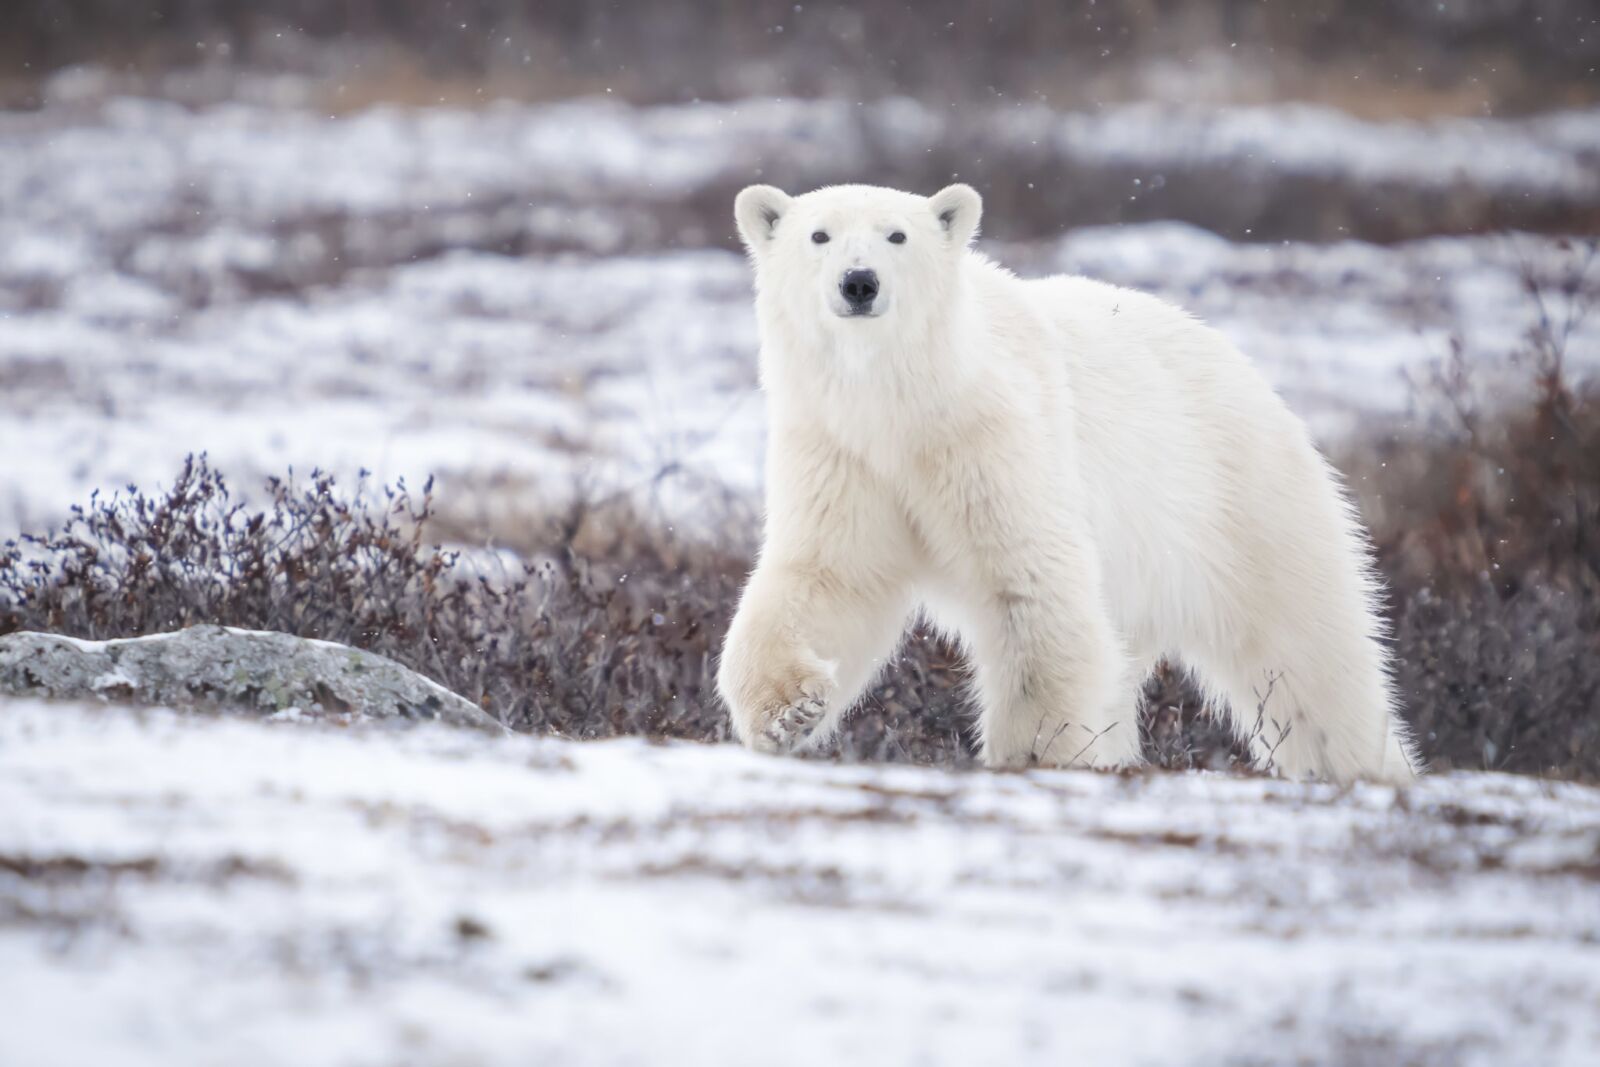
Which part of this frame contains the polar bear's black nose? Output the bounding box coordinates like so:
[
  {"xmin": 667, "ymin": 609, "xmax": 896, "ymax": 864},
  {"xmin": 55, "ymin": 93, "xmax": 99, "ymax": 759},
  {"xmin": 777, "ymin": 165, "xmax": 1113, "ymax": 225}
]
[{"xmin": 840, "ymin": 269, "xmax": 879, "ymax": 311}]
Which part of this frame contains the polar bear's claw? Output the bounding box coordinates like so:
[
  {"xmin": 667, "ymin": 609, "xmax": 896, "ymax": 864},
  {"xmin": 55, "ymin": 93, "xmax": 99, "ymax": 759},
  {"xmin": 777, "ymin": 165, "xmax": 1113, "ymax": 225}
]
[{"xmin": 760, "ymin": 695, "xmax": 827, "ymax": 753}]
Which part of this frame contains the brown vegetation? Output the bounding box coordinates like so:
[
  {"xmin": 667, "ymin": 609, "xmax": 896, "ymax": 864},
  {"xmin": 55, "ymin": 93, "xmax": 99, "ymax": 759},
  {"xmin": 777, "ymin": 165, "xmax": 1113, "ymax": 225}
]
[{"xmin": 6, "ymin": 1, "xmax": 1597, "ymax": 115}]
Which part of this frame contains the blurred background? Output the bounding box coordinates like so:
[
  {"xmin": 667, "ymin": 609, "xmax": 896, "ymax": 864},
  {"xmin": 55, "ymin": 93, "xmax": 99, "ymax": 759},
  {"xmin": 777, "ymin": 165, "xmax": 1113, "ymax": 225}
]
[
  {"xmin": 6, "ymin": 1, "xmax": 1599, "ymax": 245},
  {"xmin": 1, "ymin": 2, "xmax": 1597, "ymax": 771},
  {"xmin": 7, "ymin": 0, "xmax": 1600, "ymax": 116}
]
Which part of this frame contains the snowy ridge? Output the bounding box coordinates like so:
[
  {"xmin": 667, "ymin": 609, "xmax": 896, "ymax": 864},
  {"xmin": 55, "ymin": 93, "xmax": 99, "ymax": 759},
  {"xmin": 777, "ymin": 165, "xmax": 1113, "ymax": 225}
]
[{"xmin": 4, "ymin": 96, "xmax": 1595, "ymax": 228}]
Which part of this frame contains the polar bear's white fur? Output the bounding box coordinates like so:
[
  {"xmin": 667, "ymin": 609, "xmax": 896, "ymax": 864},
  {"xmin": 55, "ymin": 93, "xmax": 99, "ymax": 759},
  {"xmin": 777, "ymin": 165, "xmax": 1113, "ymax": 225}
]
[{"xmin": 717, "ymin": 183, "xmax": 1418, "ymax": 782}]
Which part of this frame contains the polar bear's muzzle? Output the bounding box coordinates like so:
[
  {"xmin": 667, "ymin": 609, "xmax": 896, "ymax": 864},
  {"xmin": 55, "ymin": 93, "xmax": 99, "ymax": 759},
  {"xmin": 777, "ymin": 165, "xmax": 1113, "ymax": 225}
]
[{"xmin": 838, "ymin": 269, "xmax": 881, "ymax": 316}]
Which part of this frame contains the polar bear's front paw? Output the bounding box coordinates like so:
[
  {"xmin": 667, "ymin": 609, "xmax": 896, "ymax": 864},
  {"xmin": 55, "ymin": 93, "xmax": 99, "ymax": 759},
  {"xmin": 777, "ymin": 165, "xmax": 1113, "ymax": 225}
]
[
  {"xmin": 756, "ymin": 693, "xmax": 829, "ymax": 754},
  {"xmin": 720, "ymin": 651, "xmax": 837, "ymax": 756}
]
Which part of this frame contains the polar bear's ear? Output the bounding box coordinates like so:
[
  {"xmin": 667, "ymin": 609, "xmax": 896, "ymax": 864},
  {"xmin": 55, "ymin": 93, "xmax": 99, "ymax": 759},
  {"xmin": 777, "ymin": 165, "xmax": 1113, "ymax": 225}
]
[
  {"xmin": 928, "ymin": 184, "xmax": 982, "ymax": 248},
  {"xmin": 734, "ymin": 185, "xmax": 793, "ymax": 251}
]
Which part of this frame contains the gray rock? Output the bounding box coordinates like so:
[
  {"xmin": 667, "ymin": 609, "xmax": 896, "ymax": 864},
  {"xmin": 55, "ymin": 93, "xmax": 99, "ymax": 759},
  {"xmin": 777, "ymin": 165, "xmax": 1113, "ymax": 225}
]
[{"xmin": 0, "ymin": 625, "xmax": 501, "ymax": 732}]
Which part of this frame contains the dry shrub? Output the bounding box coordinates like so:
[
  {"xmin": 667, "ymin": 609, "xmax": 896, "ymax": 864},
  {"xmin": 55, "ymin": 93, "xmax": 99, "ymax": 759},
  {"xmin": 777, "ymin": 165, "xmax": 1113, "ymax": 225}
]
[
  {"xmin": 1354, "ymin": 261, "xmax": 1600, "ymax": 779},
  {"xmin": 0, "ymin": 461, "xmax": 747, "ymax": 741}
]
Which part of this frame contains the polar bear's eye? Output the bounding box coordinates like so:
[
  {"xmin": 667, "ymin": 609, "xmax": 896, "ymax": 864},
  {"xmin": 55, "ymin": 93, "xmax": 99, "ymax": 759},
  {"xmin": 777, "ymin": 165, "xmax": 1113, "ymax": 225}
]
[
  {"xmin": 888, "ymin": 231, "xmax": 907, "ymax": 244},
  {"xmin": 810, "ymin": 231, "xmax": 830, "ymax": 244}
]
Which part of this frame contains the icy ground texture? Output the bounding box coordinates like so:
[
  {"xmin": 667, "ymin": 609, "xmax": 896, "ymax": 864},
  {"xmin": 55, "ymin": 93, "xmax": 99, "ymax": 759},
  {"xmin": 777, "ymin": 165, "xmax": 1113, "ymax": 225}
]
[
  {"xmin": 2, "ymin": 94, "xmax": 1598, "ymax": 533},
  {"xmin": 1, "ymin": 698, "xmax": 1597, "ymax": 1067}
]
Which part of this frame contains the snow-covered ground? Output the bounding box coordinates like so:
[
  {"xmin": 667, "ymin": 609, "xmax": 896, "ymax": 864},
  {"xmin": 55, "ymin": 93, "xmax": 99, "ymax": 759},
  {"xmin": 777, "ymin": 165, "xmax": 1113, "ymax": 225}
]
[
  {"xmin": 2, "ymin": 91, "xmax": 1597, "ymax": 534},
  {"xmin": 2, "ymin": 698, "xmax": 1597, "ymax": 1067}
]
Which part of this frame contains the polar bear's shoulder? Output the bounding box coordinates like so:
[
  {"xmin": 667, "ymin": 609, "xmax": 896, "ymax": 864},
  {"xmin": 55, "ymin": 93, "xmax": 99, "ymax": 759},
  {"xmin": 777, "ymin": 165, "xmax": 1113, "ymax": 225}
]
[{"xmin": 982, "ymin": 261, "xmax": 1249, "ymax": 390}]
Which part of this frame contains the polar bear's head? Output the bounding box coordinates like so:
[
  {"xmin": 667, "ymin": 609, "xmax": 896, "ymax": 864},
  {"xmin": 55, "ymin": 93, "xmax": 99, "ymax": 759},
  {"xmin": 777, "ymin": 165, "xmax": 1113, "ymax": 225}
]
[{"xmin": 733, "ymin": 183, "xmax": 982, "ymax": 328}]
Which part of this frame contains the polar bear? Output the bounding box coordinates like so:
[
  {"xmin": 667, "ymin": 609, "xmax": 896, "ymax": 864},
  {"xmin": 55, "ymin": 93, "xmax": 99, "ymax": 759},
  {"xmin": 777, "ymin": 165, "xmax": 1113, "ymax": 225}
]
[{"xmin": 717, "ymin": 182, "xmax": 1418, "ymax": 782}]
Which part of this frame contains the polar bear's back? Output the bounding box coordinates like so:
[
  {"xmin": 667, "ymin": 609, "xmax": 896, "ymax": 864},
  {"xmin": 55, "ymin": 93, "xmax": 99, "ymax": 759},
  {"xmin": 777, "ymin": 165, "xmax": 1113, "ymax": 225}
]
[{"xmin": 1018, "ymin": 270, "xmax": 1313, "ymax": 477}]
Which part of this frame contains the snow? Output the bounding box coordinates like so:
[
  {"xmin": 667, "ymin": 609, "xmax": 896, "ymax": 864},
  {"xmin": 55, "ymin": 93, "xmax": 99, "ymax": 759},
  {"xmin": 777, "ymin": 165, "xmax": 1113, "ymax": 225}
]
[{"xmin": 1, "ymin": 697, "xmax": 1596, "ymax": 1066}]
